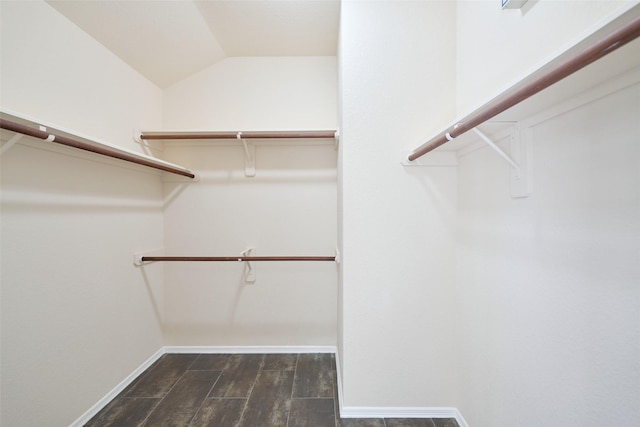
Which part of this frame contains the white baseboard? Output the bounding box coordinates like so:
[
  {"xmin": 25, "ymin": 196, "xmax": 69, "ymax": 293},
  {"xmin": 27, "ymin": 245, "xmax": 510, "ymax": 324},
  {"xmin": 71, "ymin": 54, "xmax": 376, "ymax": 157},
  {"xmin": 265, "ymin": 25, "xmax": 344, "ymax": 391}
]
[
  {"xmin": 340, "ymin": 406, "xmax": 469, "ymax": 426},
  {"xmin": 163, "ymin": 345, "xmax": 337, "ymax": 354},
  {"xmin": 339, "ymin": 406, "xmax": 460, "ymax": 419},
  {"xmin": 454, "ymin": 408, "xmax": 471, "ymax": 427},
  {"xmin": 335, "ymin": 350, "xmax": 469, "ymax": 426},
  {"xmin": 71, "ymin": 345, "xmax": 469, "ymax": 427},
  {"xmin": 70, "ymin": 347, "xmax": 165, "ymax": 427}
]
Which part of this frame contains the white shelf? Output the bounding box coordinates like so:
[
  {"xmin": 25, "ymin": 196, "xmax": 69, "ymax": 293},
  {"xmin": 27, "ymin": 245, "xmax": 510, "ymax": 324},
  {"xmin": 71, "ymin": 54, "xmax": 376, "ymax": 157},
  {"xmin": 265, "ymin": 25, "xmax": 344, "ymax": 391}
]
[{"xmin": 427, "ymin": 4, "xmax": 640, "ymax": 153}]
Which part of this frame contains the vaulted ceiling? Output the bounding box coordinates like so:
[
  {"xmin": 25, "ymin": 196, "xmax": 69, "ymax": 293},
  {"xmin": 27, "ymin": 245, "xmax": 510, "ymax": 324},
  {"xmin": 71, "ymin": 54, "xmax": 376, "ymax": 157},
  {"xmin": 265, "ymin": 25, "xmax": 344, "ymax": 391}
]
[{"xmin": 46, "ymin": 0, "xmax": 341, "ymax": 88}]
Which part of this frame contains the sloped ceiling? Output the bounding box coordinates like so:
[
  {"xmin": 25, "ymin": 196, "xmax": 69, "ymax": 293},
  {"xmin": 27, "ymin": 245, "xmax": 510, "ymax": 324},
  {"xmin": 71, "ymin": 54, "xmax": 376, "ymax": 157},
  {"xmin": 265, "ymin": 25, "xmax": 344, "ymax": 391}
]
[{"xmin": 46, "ymin": 0, "xmax": 340, "ymax": 88}]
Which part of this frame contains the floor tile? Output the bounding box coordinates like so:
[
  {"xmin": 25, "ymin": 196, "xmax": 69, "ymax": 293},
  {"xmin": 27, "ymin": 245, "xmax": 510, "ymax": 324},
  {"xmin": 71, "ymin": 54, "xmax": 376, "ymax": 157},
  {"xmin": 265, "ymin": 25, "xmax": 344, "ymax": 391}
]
[
  {"xmin": 189, "ymin": 354, "xmax": 231, "ymax": 371},
  {"xmin": 385, "ymin": 419, "xmax": 436, "ymax": 427},
  {"xmin": 84, "ymin": 397, "xmax": 159, "ymax": 427},
  {"xmin": 288, "ymin": 398, "xmax": 335, "ymax": 427},
  {"xmin": 338, "ymin": 418, "xmax": 386, "ymax": 427},
  {"xmin": 263, "ymin": 353, "xmax": 298, "ymax": 370},
  {"xmin": 189, "ymin": 398, "xmax": 246, "ymax": 427},
  {"xmin": 433, "ymin": 419, "xmax": 460, "ymax": 427},
  {"xmin": 86, "ymin": 353, "xmax": 463, "ymax": 427},
  {"xmin": 240, "ymin": 369, "xmax": 294, "ymax": 426},
  {"xmin": 125, "ymin": 354, "xmax": 198, "ymax": 398},
  {"xmin": 142, "ymin": 370, "xmax": 220, "ymax": 426},
  {"xmin": 209, "ymin": 354, "xmax": 264, "ymax": 398},
  {"xmin": 293, "ymin": 353, "xmax": 334, "ymax": 398}
]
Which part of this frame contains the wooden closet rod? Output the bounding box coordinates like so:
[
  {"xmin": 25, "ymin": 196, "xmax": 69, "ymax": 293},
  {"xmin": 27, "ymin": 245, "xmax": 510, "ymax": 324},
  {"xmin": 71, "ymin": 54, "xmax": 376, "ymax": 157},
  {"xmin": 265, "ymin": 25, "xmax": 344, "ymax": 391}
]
[
  {"xmin": 408, "ymin": 13, "xmax": 640, "ymax": 161},
  {"xmin": 141, "ymin": 256, "xmax": 336, "ymax": 262},
  {"xmin": 0, "ymin": 118, "xmax": 196, "ymax": 179},
  {"xmin": 139, "ymin": 130, "xmax": 337, "ymax": 140}
]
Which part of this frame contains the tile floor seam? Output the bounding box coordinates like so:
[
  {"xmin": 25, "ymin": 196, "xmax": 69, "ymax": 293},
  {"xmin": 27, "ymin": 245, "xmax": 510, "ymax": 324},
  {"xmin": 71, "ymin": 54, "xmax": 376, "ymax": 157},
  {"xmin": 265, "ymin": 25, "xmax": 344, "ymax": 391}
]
[
  {"xmin": 122, "ymin": 396, "xmax": 158, "ymax": 399},
  {"xmin": 285, "ymin": 354, "xmax": 300, "ymax": 427},
  {"xmin": 187, "ymin": 370, "xmax": 223, "ymax": 427},
  {"xmin": 186, "ymin": 355, "xmax": 199, "ymax": 370},
  {"xmin": 203, "ymin": 362, "xmax": 226, "ymax": 399},
  {"xmin": 233, "ymin": 387, "xmax": 252, "ymax": 423},
  {"xmin": 137, "ymin": 394, "xmax": 166, "ymax": 427},
  {"xmin": 290, "ymin": 396, "xmax": 334, "ymax": 400},
  {"xmin": 237, "ymin": 356, "xmax": 266, "ymax": 425},
  {"xmin": 291, "ymin": 353, "xmax": 300, "ymax": 400},
  {"xmin": 139, "ymin": 360, "xmax": 195, "ymax": 426},
  {"xmin": 285, "ymin": 400, "xmax": 292, "ymax": 427}
]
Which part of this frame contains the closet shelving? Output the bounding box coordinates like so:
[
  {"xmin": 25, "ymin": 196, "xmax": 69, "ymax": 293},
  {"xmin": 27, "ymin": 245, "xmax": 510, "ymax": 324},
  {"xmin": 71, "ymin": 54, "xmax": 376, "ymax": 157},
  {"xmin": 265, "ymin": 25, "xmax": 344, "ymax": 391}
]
[
  {"xmin": 137, "ymin": 130, "xmax": 337, "ymax": 143},
  {"xmin": 133, "ymin": 130, "xmax": 340, "ymax": 267},
  {"xmin": 0, "ymin": 110, "xmax": 196, "ymax": 179},
  {"xmin": 136, "ymin": 130, "xmax": 338, "ymax": 177},
  {"xmin": 407, "ymin": 7, "xmax": 640, "ymax": 161}
]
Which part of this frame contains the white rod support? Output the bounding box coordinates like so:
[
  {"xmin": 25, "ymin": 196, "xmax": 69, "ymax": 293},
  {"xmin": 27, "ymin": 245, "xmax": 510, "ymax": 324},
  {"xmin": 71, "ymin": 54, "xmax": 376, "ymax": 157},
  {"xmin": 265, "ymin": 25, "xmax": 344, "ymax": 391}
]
[
  {"xmin": 472, "ymin": 127, "xmax": 520, "ymax": 171},
  {"xmin": 237, "ymin": 133, "xmax": 256, "ymax": 177},
  {"xmin": 0, "ymin": 133, "xmax": 23, "ymax": 155},
  {"xmin": 241, "ymin": 139, "xmax": 251, "ymax": 162},
  {"xmin": 240, "ymin": 248, "xmax": 256, "ymax": 282},
  {"xmin": 133, "ymin": 247, "xmax": 165, "ymax": 266},
  {"xmin": 132, "ymin": 128, "xmax": 142, "ymax": 144},
  {"xmin": 133, "ymin": 254, "xmax": 145, "ymax": 266}
]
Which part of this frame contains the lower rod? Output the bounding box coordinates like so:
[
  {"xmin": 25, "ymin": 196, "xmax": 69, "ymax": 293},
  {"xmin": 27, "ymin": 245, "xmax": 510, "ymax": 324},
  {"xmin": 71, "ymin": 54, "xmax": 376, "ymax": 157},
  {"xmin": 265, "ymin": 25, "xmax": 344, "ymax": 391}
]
[{"xmin": 141, "ymin": 256, "xmax": 336, "ymax": 262}]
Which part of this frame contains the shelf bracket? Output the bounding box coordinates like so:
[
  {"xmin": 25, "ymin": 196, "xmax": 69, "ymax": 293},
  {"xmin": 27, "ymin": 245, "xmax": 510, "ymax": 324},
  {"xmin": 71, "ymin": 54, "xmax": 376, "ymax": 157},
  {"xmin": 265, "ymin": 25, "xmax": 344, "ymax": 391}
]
[
  {"xmin": 473, "ymin": 125, "xmax": 531, "ymax": 198},
  {"xmin": 0, "ymin": 133, "xmax": 23, "ymax": 155},
  {"xmin": 472, "ymin": 127, "xmax": 520, "ymax": 172},
  {"xmin": 240, "ymin": 248, "xmax": 256, "ymax": 283},
  {"xmin": 237, "ymin": 132, "xmax": 255, "ymax": 177}
]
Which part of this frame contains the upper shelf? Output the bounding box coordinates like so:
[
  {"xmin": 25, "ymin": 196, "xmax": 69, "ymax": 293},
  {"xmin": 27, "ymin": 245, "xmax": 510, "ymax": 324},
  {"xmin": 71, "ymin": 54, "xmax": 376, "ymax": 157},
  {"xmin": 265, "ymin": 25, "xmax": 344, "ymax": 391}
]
[
  {"xmin": 0, "ymin": 110, "xmax": 196, "ymax": 179},
  {"xmin": 137, "ymin": 130, "xmax": 338, "ymax": 146},
  {"xmin": 409, "ymin": 3, "xmax": 640, "ymax": 158}
]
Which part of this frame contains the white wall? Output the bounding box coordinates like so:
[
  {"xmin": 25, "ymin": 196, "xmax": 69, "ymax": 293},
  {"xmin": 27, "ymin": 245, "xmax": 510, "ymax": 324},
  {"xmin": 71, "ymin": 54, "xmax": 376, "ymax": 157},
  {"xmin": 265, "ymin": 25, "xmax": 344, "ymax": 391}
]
[
  {"xmin": 0, "ymin": 2, "xmax": 162, "ymax": 152},
  {"xmin": 161, "ymin": 57, "xmax": 338, "ymax": 346},
  {"xmin": 164, "ymin": 56, "xmax": 337, "ymax": 131},
  {"xmin": 0, "ymin": 1, "xmax": 165, "ymax": 425},
  {"xmin": 456, "ymin": 0, "xmax": 630, "ymax": 116},
  {"xmin": 454, "ymin": 2, "xmax": 640, "ymax": 426},
  {"xmin": 339, "ymin": 0, "xmax": 458, "ymax": 409},
  {"xmin": 455, "ymin": 76, "xmax": 640, "ymax": 427}
]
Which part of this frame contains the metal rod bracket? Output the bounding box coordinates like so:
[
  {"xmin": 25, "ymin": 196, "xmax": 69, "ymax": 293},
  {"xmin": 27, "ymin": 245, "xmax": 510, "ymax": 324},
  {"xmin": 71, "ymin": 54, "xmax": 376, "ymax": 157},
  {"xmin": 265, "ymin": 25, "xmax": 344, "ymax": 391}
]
[
  {"xmin": 0, "ymin": 133, "xmax": 23, "ymax": 155},
  {"xmin": 472, "ymin": 125, "xmax": 531, "ymax": 198},
  {"xmin": 241, "ymin": 248, "xmax": 256, "ymax": 283},
  {"xmin": 472, "ymin": 127, "xmax": 520, "ymax": 172},
  {"xmin": 238, "ymin": 132, "xmax": 256, "ymax": 177}
]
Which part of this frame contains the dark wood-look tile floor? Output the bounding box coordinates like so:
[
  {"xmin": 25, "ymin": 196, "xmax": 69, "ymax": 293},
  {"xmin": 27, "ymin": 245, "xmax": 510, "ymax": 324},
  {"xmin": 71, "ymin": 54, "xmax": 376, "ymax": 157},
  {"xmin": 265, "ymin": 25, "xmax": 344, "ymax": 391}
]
[{"xmin": 85, "ymin": 353, "xmax": 460, "ymax": 427}]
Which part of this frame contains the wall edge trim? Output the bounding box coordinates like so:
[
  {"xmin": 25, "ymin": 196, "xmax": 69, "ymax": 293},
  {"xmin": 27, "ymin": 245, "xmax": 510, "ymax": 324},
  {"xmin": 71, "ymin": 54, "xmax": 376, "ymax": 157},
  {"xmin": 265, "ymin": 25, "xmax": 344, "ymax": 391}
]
[{"xmin": 69, "ymin": 347, "xmax": 165, "ymax": 427}]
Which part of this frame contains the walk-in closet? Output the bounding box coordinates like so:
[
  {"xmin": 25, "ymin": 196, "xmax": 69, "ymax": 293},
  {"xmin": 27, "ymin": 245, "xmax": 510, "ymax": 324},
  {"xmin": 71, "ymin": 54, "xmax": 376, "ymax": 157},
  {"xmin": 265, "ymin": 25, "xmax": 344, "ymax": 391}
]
[{"xmin": 1, "ymin": 1, "xmax": 639, "ymax": 426}]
